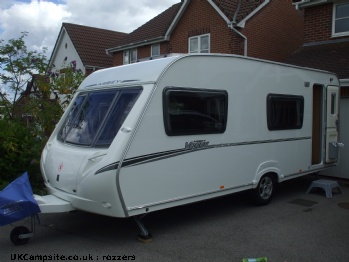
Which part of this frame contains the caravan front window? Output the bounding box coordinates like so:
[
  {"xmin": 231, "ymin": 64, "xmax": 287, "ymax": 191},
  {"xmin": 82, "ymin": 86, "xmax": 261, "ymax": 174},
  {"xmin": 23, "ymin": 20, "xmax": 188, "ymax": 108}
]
[{"xmin": 59, "ymin": 88, "xmax": 142, "ymax": 147}]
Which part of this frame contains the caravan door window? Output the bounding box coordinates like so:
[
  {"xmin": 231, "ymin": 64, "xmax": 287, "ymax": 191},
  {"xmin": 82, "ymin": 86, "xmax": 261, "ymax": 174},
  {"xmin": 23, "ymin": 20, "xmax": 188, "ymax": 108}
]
[
  {"xmin": 163, "ymin": 87, "xmax": 228, "ymax": 136},
  {"xmin": 59, "ymin": 88, "xmax": 142, "ymax": 147}
]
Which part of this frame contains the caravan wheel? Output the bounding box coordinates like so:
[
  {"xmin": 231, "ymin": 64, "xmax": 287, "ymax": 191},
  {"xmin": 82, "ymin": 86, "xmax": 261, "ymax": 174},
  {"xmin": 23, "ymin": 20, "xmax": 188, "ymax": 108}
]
[
  {"xmin": 253, "ymin": 174, "xmax": 275, "ymax": 206},
  {"xmin": 10, "ymin": 226, "xmax": 30, "ymax": 245}
]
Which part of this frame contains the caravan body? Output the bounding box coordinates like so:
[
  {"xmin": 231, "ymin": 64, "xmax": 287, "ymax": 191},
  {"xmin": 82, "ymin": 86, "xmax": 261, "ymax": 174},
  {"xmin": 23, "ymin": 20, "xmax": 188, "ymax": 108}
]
[{"xmin": 40, "ymin": 54, "xmax": 341, "ymax": 218}]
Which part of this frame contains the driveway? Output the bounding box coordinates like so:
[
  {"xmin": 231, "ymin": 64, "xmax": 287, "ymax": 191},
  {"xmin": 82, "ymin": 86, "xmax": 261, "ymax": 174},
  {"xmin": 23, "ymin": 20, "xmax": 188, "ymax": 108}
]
[{"xmin": 1, "ymin": 175, "xmax": 349, "ymax": 262}]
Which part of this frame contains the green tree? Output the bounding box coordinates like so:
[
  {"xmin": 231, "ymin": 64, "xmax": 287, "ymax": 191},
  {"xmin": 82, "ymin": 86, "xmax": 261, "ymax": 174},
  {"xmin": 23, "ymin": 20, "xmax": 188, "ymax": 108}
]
[
  {"xmin": 24, "ymin": 60, "xmax": 85, "ymax": 137},
  {"xmin": 0, "ymin": 33, "xmax": 85, "ymax": 192},
  {"xmin": 0, "ymin": 32, "xmax": 47, "ymax": 119},
  {"xmin": 48, "ymin": 59, "xmax": 85, "ymax": 110}
]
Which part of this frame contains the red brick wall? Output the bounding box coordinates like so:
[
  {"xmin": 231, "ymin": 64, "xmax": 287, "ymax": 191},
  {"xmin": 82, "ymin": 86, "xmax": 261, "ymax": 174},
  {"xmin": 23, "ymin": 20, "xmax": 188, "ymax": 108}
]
[
  {"xmin": 137, "ymin": 45, "xmax": 151, "ymax": 59},
  {"xmin": 242, "ymin": 0, "xmax": 304, "ymax": 62},
  {"xmin": 169, "ymin": 0, "xmax": 236, "ymax": 54},
  {"xmin": 304, "ymin": 4, "xmax": 332, "ymax": 43},
  {"xmin": 113, "ymin": 52, "xmax": 123, "ymax": 66},
  {"xmin": 304, "ymin": 3, "xmax": 349, "ymax": 44},
  {"xmin": 111, "ymin": 0, "xmax": 304, "ymax": 65}
]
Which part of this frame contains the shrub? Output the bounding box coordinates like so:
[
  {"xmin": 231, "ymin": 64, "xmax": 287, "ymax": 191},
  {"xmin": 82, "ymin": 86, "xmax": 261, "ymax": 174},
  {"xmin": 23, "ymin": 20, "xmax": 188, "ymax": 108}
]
[{"xmin": 0, "ymin": 119, "xmax": 46, "ymax": 194}]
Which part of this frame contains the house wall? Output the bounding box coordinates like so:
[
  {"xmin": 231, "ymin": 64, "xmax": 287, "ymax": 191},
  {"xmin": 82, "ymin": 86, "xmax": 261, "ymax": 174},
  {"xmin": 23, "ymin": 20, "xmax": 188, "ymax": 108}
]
[
  {"xmin": 111, "ymin": 0, "xmax": 304, "ymax": 66},
  {"xmin": 304, "ymin": 3, "xmax": 332, "ymax": 43},
  {"xmin": 51, "ymin": 29, "xmax": 85, "ymax": 74},
  {"xmin": 111, "ymin": 0, "xmax": 238, "ymax": 66},
  {"xmin": 242, "ymin": 0, "xmax": 304, "ymax": 62},
  {"xmin": 112, "ymin": 52, "xmax": 123, "ymax": 66},
  {"xmin": 168, "ymin": 0, "xmax": 236, "ymax": 54},
  {"xmin": 304, "ymin": 3, "xmax": 349, "ymax": 43}
]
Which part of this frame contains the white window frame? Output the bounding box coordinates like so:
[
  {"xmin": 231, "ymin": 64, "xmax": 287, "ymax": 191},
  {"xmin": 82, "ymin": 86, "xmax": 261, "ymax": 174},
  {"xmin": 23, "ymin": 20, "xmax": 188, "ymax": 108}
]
[
  {"xmin": 332, "ymin": 2, "xmax": 349, "ymax": 37},
  {"xmin": 123, "ymin": 49, "xmax": 137, "ymax": 64},
  {"xmin": 151, "ymin": 44, "xmax": 160, "ymax": 57},
  {"xmin": 188, "ymin": 34, "xmax": 210, "ymax": 53}
]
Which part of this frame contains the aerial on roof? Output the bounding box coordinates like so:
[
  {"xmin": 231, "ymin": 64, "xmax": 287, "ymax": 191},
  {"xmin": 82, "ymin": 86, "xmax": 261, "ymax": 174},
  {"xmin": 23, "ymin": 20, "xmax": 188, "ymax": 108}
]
[
  {"xmin": 52, "ymin": 23, "xmax": 127, "ymax": 69},
  {"xmin": 212, "ymin": 0, "xmax": 264, "ymax": 22}
]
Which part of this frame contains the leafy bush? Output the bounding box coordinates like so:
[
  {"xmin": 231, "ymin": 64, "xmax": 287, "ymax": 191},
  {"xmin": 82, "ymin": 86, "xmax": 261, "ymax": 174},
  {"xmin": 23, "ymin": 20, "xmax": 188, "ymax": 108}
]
[{"xmin": 0, "ymin": 119, "xmax": 46, "ymax": 193}]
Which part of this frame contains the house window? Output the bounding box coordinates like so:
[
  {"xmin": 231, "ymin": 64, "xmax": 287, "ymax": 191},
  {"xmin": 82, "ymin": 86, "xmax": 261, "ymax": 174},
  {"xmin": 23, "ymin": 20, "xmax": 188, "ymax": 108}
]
[
  {"xmin": 163, "ymin": 87, "xmax": 228, "ymax": 136},
  {"xmin": 123, "ymin": 49, "xmax": 137, "ymax": 64},
  {"xmin": 267, "ymin": 94, "xmax": 304, "ymax": 131},
  {"xmin": 189, "ymin": 34, "xmax": 210, "ymax": 53},
  {"xmin": 333, "ymin": 3, "xmax": 349, "ymax": 36},
  {"xmin": 151, "ymin": 44, "xmax": 160, "ymax": 57}
]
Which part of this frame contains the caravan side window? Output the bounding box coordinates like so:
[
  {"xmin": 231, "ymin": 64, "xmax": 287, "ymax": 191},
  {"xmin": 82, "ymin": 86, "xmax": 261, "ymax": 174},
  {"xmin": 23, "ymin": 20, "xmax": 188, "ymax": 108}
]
[
  {"xmin": 267, "ymin": 94, "xmax": 304, "ymax": 130},
  {"xmin": 163, "ymin": 87, "xmax": 228, "ymax": 136}
]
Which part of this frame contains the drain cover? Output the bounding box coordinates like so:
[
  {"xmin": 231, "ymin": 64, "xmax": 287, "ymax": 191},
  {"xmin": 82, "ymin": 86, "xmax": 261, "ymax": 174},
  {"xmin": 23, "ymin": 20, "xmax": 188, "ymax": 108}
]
[
  {"xmin": 289, "ymin": 199, "xmax": 318, "ymax": 207},
  {"xmin": 338, "ymin": 203, "xmax": 349, "ymax": 210}
]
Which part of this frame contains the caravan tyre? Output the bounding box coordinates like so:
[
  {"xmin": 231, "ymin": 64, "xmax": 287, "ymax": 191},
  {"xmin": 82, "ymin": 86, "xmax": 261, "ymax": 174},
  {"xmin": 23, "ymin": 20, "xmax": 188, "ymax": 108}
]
[{"xmin": 253, "ymin": 174, "xmax": 275, "ymax": 206}]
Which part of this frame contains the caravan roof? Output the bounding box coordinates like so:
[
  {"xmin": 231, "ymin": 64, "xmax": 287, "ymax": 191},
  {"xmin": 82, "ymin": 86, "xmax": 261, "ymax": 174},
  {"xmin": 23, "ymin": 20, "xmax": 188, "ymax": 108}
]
[{"xmin": 79, "ymin": 56, "xmax": 179, "ymax": 90}]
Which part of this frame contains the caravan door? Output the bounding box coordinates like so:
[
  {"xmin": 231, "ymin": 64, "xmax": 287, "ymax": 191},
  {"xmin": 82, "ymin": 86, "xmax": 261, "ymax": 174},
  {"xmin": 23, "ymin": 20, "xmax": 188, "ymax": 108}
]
[{"xmin": 325, "ymin": 85, "xmax": 340, "ymax": 163}]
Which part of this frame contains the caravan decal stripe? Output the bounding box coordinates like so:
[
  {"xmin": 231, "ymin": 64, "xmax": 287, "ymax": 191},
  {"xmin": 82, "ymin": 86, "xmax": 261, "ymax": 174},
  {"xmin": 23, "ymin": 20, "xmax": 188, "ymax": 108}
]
[
  {"xmin": 122, "ymin": 136, "xmax": 311, "ymax": 168},
  {"xmin": 94, "ymin": 149, "xmax": 185, "ymax": 175},
  {"xmin": 95, "ymin": 162, "xmax": 119, "ymax": 175},
  {"xmin": 95, "ymin": 136, "xmax": 311, "ymax": 173}
]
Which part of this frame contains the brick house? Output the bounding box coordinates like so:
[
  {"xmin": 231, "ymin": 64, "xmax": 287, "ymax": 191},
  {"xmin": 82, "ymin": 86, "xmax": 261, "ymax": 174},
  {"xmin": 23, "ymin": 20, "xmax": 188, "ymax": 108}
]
[
  {"xmin": 50, "ymin": 23, "xmax": 127, "ymax": 75},
  {"xmin": 287, "ymin": 0, "xmax": 349, "ymax": 93},
  {"xmin": 287, "ymin": 0, "xmax": 349, "ymax": 179},
  {"xmin": 106, "ymin": 0, "xmax": 304, "ymax": 66}
]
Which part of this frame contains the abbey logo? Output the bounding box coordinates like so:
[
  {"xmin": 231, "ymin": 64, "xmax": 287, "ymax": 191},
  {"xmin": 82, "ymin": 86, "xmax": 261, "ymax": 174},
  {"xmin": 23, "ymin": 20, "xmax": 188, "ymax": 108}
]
[{"xmin": 185, "ymin": 140, "xmax": 209, "ymax": 150}]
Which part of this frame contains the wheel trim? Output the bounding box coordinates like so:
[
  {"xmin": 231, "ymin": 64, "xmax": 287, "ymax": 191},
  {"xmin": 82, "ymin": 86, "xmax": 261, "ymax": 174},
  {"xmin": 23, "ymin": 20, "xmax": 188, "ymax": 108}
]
[{"xmin": 259, "ymin": 177, "xmax": 273, "ymax": 200}]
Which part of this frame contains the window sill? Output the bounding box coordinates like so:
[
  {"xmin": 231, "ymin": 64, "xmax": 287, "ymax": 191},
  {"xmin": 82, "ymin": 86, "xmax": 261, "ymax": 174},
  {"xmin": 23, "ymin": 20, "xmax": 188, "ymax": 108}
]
[{"xmin": 331, "ymin": 32, "xmax": 349, "ymax": 38}]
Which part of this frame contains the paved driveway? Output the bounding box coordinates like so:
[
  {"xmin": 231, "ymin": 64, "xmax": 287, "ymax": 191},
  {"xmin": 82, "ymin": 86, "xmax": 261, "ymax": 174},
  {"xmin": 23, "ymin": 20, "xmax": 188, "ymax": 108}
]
[{"xmin": 1, "ymin": 175, "xmax": 349, "ymax": 262}]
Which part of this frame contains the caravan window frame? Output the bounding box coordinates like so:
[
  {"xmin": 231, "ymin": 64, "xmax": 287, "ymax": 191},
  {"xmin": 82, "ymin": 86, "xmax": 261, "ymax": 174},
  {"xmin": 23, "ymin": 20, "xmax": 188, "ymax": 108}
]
[
  {"xmin": 267, "ymin": 94, "xmax": 304, "ymax": 131},
  {"xmin": 163, "ymin": 87, "xmax": 228, "ymax": 136},
  {"xmin": 58, "ymin": 87, "xmax": 142, "ymax": 147}
]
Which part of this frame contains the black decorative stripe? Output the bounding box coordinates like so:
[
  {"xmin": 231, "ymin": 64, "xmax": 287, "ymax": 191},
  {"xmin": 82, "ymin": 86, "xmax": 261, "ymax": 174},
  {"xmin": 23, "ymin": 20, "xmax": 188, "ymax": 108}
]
[
  {"xmin": 122, "ymin": 148, "xmax": 195, "ymax": 168},
  {"xmin": 95, "ymin": 136, "xmax": 311, "ymax": 174},
  {"xmin": 95, "ymin": 162, "xmax": 119, "ymax": 175},
  {"xmin": 121, "ymin": 148, "xmax": 188, "ymax": 167}
]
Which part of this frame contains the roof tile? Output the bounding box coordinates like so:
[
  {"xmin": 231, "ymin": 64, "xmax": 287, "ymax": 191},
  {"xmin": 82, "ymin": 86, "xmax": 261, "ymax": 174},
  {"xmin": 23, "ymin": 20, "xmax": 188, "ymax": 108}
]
[
  {"xmin": 285, "ymin": 40, "xmax": 349, "ymax": 79},
  {"xmin": 113, "ymin": 3, "xmax": 182, "ymax": 48},
  {"xmin": 63, "ymin": 23, "xmax": 127, "ymax": 68}
]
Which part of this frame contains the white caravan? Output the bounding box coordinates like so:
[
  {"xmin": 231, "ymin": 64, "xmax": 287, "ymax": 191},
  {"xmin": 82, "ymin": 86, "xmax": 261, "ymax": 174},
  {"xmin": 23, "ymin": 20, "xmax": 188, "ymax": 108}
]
[{"xmin": 37, "ymin": 54, "xmax": 342, "ymax": 240}]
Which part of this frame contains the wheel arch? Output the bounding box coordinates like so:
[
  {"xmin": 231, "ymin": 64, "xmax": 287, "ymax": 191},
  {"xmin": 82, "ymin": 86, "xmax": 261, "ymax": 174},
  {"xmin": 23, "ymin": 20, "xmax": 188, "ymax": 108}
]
[{"xmin": 253, "ymin": 161, "xmax": 282, "ymax": 189}]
